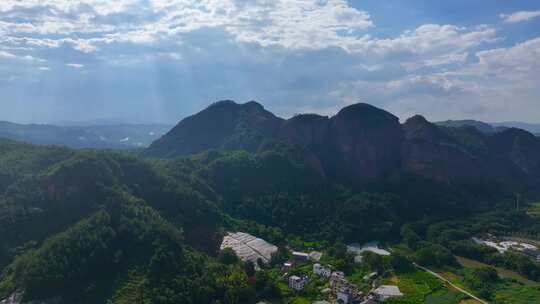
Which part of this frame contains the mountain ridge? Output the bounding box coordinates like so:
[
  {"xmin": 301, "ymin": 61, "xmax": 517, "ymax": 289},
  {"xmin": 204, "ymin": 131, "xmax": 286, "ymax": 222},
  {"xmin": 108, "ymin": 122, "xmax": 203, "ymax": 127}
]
[
  {"xmin": 0, "ymin": 121, "xmax": 172, "ymax": 150},
  {"xmin": 144, "ymin": 101, "xmax": 540, "ymax": 190}
]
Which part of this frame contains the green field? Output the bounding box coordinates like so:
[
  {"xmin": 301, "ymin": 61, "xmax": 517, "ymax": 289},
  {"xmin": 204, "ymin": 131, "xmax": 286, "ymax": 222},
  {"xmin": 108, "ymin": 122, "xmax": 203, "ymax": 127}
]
[
  {"xmin": 436, "ymin": 258, "xmax": 540, "ymax": 304},
  {"xmin": 424, "ymin": 289, "xmax": 465, "ymax": 304},
  {"xmin": 456, "ymin": 256, "xmax": 539, "ymax": 286},
  {"xmin": 383, "ymin": 270, "xmax": 465, "ymax": 304},
  {"xmin": 526, "ymin": 202, "xmax": 540, "ymax": 218},
  {"xmin": 493, "ymin": 281, "xmax": 540, "ymax": 304}
]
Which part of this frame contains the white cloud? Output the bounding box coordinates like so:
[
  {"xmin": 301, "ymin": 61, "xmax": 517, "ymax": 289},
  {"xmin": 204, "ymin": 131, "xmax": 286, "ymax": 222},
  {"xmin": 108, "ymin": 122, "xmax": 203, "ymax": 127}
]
[
  {"xmin": 334, "ymin": 36, "xmax": 540, "ymax": 121},
  {"xmin": 501, "ymin": 10, "xmax": 540, "ymax": 23},
  {"xmin": 368, "ymin": 25, "xmax": 497, "ymax": 54},
  {"xmin": 0, "ymin": 0, "xmax": 137, "ymax": 15},
  {"xmin": 66, "ymin": 63, "xmax": 85, "ymax": 68},
  {"xmin": 462, "ymin": 37, "xmax": 540, "ymax": 84},
  {"xmin": 0, "ymin": 0, "xmax": 374, "ymax": 53},
  {"xmin": 38, "ymin": 66, "xmax": 51, "ymax": 71},
  {"xmin": 0, "ymin": 1, "xmax": 539, "ymax": 123},
  {"xmin": 0, "ymin": 50, "xmax": 16, "ymax": 59},
  {"xmin": 0, "ymin": 50, "xmax": 46, "ymax": 62},
  {"xmin": 361, "ymin": 24, "xmax": 497, "ymax": 70},
  {"xmin": 0, "ymin": 0, "xmax": 499, "ymax": 72}
]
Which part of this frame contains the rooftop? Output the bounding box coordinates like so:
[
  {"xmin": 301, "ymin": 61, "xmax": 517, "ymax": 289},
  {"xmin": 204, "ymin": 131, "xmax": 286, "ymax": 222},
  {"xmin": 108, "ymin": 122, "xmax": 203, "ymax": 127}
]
[
  {"xmin": 220, "ymin": 232, "xmax": 277, "ymax": 264},
  {"xmin": 373, "ymin": 285, "xmax": 403, "ymax": 296}
]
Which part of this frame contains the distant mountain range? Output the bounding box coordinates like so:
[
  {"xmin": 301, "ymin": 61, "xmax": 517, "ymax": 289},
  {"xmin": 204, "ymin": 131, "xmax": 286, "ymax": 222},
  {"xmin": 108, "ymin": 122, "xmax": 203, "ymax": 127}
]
[
  {"xmin": 0, "ymin": 121, "xmax": 172, "ymax": 149},
  {"xmin": 436, "ymin": 120, "xmax": 540, "ymax": 136},
  {"xmin": 144, "ymin": 100, "xmax": 540, "ymax": 189},
  {"xmin": 491, "ymin": 122, "xmax": 540, "ymax": 136}
]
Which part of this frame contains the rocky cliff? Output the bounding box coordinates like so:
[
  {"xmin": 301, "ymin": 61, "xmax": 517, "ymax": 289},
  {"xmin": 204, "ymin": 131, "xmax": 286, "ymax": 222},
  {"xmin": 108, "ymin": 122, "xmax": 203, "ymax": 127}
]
[{"xmin": 144, "ymin": 101, "xmax": 540, "ymax": 188}]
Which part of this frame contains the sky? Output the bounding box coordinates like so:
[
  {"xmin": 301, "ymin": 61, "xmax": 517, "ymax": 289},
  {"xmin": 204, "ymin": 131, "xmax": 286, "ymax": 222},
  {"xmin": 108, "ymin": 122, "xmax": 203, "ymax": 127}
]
[{"xmin": 1, "ymin": 0, "xmax": 540, "ymax": 124}]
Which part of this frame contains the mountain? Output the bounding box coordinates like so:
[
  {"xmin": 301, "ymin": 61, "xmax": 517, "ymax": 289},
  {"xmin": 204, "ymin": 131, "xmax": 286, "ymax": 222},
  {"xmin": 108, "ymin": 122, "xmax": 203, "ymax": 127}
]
[
  {"xmin": 145, "ymin": 101, "xmax": 540, "ymax": 188},
  {"xmin": 0, "ymin": 122, "xmax": 172, "ymax": 150},
  {"xmin": 0, "ymin": 140, "xmax": 230, "ymax": 304},
  {"xmin": 143, "ymin": 101, "xmax": 282, "ymax": 157},
  {"xmin": 2, "ymin": 102, "xmax": 540, "ymax": 303},
  {"xmin": 435, "ymin": 120, "xmax": 500, "ymax": 133},
  {"xmin": 491, "ymin": 121, "xmax": 540, "ymax": 135},
  {"xmin": 436, "ymin": 120, "xmax": 540, "ymax": 135}
]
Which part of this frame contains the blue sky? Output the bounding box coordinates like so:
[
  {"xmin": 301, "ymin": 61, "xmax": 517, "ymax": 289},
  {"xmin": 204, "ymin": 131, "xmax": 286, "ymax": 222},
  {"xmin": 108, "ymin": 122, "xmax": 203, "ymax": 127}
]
[{"xmin": 1, "ymin": 1, "xmax": 539, "ymax": 124}]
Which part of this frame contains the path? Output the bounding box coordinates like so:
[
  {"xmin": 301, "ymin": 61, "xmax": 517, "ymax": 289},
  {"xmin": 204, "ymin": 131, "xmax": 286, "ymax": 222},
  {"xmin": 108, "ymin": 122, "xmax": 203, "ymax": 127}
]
[{"xmin": 413, "ymin": 263, "xmax": 488, "ymax": 304}]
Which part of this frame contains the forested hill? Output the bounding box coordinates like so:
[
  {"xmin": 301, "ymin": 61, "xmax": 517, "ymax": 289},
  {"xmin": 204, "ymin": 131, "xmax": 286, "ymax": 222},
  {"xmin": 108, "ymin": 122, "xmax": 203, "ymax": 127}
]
[
  {"xmin": 0, "ymin": 101, "xmax": 539, "ymax": 303},
  {"xmin": 1, "ymin": 133, "xmax": 540, "ymax": 302},
  {"xmin": 145, "ymin": 101, "xmax": 540, "ymax": 190}
]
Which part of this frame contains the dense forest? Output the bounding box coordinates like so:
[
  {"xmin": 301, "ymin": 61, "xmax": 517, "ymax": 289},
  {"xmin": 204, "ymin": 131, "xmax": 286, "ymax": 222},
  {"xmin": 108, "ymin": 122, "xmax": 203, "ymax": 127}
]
[{"xmin": 1, "ymin": 102, "xmax": 540, "ymax": 303}]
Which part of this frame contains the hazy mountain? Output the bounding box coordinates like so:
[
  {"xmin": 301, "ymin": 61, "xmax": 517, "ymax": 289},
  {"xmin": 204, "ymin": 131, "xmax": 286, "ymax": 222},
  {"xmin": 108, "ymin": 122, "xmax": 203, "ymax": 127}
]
[
  {"xmin": 436, "ymin": 119, "xmax": 540, "ymax": 136},
  {"xmin": 435, "ymin": 120, "xmax": 500, "ymax": 133},
  {"xmin": 0, "ymin": 121, "xmax": 172, "ymax": 149},
  {"xmin": 491, "ymin": 122, "xmax": 540, "ymax": 135}
]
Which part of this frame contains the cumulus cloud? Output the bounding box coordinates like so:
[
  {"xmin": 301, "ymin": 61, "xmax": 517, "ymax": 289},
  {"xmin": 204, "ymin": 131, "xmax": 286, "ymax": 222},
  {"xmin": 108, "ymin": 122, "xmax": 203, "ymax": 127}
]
[
  {"xmin": 501, "ymin": 10, "xmax": 540, "ymax": 23},
  {"xmin": 334, "ymin": 36, "xmax": 540, "ymax": 122},
  {"xmin": 66, "ymin": 63, "xmax": 85, "ymax": 68},
  {"xmin": 0, "ymin": 50, "xmax": 16, "ymax": 59},
  {"xmin": 0, "ymin": 50, "xmax": 46, "ymax": 62},
  {"xmin": 460, "ymin": 37, "xmax": 540, "ymax": 83},
  {"xmin": 0, "ymin": 0, "xmax": 374, "ymax": 53},
  {"xmin": 362, "ymin": 24, "xmax": 497, "ymax": 70},
  {"xmin": 0, "ymin": 1, "xmax": 539, "ymax": 123}
]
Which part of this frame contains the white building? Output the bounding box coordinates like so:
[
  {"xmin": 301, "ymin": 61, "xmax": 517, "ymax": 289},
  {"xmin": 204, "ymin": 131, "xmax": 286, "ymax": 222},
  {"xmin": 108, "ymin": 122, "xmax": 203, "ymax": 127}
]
[
  {"xmin": 220, "ymin": 232, "xmax": 277, "ymax": 265},
  {"xmin": 309, "ymin": 251, "xmax": 323, "ymax": 261},
  {"xmin": 337, "ymin": 290, "xmax": 353, "ymax": 304},
  {"xmin": 373, "ymin": 285, "xmax": 403, "ymax": 301},
  {"xmin": 313, "ymin": 263, "xmax": 332, "ymax": 278},
  {"xmin": 363, "ymin": 271, "xmax": 377, "ymax": 282},
  {"xmin": 289, "ymin": 275, "xmax": 308, "ymax": 291},
  {"xmin": 347, "ymin": 242, "xmax": 391, "ymax": 256},
  {"xmin": 330, "ymin": 271, "xmax": 359, "ymax": 304}
]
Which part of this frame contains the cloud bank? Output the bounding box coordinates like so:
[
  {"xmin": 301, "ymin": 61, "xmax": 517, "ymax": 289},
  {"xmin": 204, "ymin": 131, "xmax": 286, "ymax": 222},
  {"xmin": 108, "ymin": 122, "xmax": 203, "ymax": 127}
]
[{"xmin": 0, "ymin": 1, "xmax": 539, "ymax": 124}]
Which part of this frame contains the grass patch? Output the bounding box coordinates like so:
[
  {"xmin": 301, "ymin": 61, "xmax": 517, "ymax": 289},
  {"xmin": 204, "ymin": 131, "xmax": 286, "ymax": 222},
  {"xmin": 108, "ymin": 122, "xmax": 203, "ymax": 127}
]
[
  {"xmin": 425, "ymin": 289, "xmax": 465, "ymax": 304},
  {"xmin": 493, "ymin": 281, "xmax": 540, "ymax": 304},
  {"xmin": 526, "ymin": 202, "xmax": 540, "ymax": 218},
  {"xmin": 290, "ymin": 297, "xmax": 311, "ymax": 304},
  {"xmin": 384, "ymin": 270, "xmax": 445, "ymax": 304},
  {"xmin": 456, "ymin": 256, "xmax": 539, "ymax": 286}
]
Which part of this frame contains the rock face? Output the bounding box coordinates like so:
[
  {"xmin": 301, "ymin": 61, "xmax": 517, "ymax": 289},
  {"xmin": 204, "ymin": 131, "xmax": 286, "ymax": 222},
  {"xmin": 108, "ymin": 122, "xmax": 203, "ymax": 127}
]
[
  {"xmin": 401, "ymin": 115, "xmax": 487, "ymax": 183},
  {"xmin": 402, "ymin": 116, "xmax": 540, "ymax": 186},
  {"xmin": 0, "ymin": 292, "xmax": 60, "ymax": 304},
  {"xmin": 328, "ymin": 103, "xmax": 404, "ymax": 179},
  {"xmin": 144, "ymin": 100, "xmax": 540, "ymax": 187},
  {"xmin": 0, "ymin": 292, "xmax": 23, "ymax": 304},
  {"xmin": 488, "ymin": 128, "xmax": 540, "ymax": 184},
  {"xmin": 278, "ymin": 114, "xmax": 330, "ymax": 149},
  {"xmin": 276, "ymin": 104, "xmax": 404, "ymax": 180}
]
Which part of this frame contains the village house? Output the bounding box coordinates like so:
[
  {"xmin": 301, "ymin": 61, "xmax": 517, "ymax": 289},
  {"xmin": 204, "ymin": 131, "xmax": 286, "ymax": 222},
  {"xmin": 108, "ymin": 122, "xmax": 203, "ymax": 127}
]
[
  {"xmin": 289, "ymin": 275, "xmax": 309, "ymax": 291},
  {"xmin": 309, "ymin": 251, "xmax": 323, "ymax": 261},
  {"xmin": 313, "ymin": 263, "xmax": 332, "ymax": 278},
  {"xmin": 220, "ymin": 232, "xmax": 277, "ymax": 265},
  {"xmin": 330, "ymin": 271, "xmax": 360, "ymax": 304},
  {"xmin": 363, "ymin": 271, "xmax": 377, "ymax": 282},
  {"xmin": 281, "ymin": 261, "xmax": 294, "ymax": 273},
  {"xmin": 372, "ymin": 285, "xmax": 403, "ymax": 302},
  {"xmin": 292, "ymin": 251, "xmax": 310, "ymax": 261},
  {"xmin": 523, "ymin": 248, "xmax": 540, "ymax": 262}
]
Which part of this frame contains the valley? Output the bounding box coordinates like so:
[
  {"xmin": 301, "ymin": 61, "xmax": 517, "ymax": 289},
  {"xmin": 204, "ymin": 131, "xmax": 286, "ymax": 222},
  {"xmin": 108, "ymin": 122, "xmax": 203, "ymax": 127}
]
[{"xmin": 0, "ymin": 101, "xmax": 540, "ymax": 304}]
